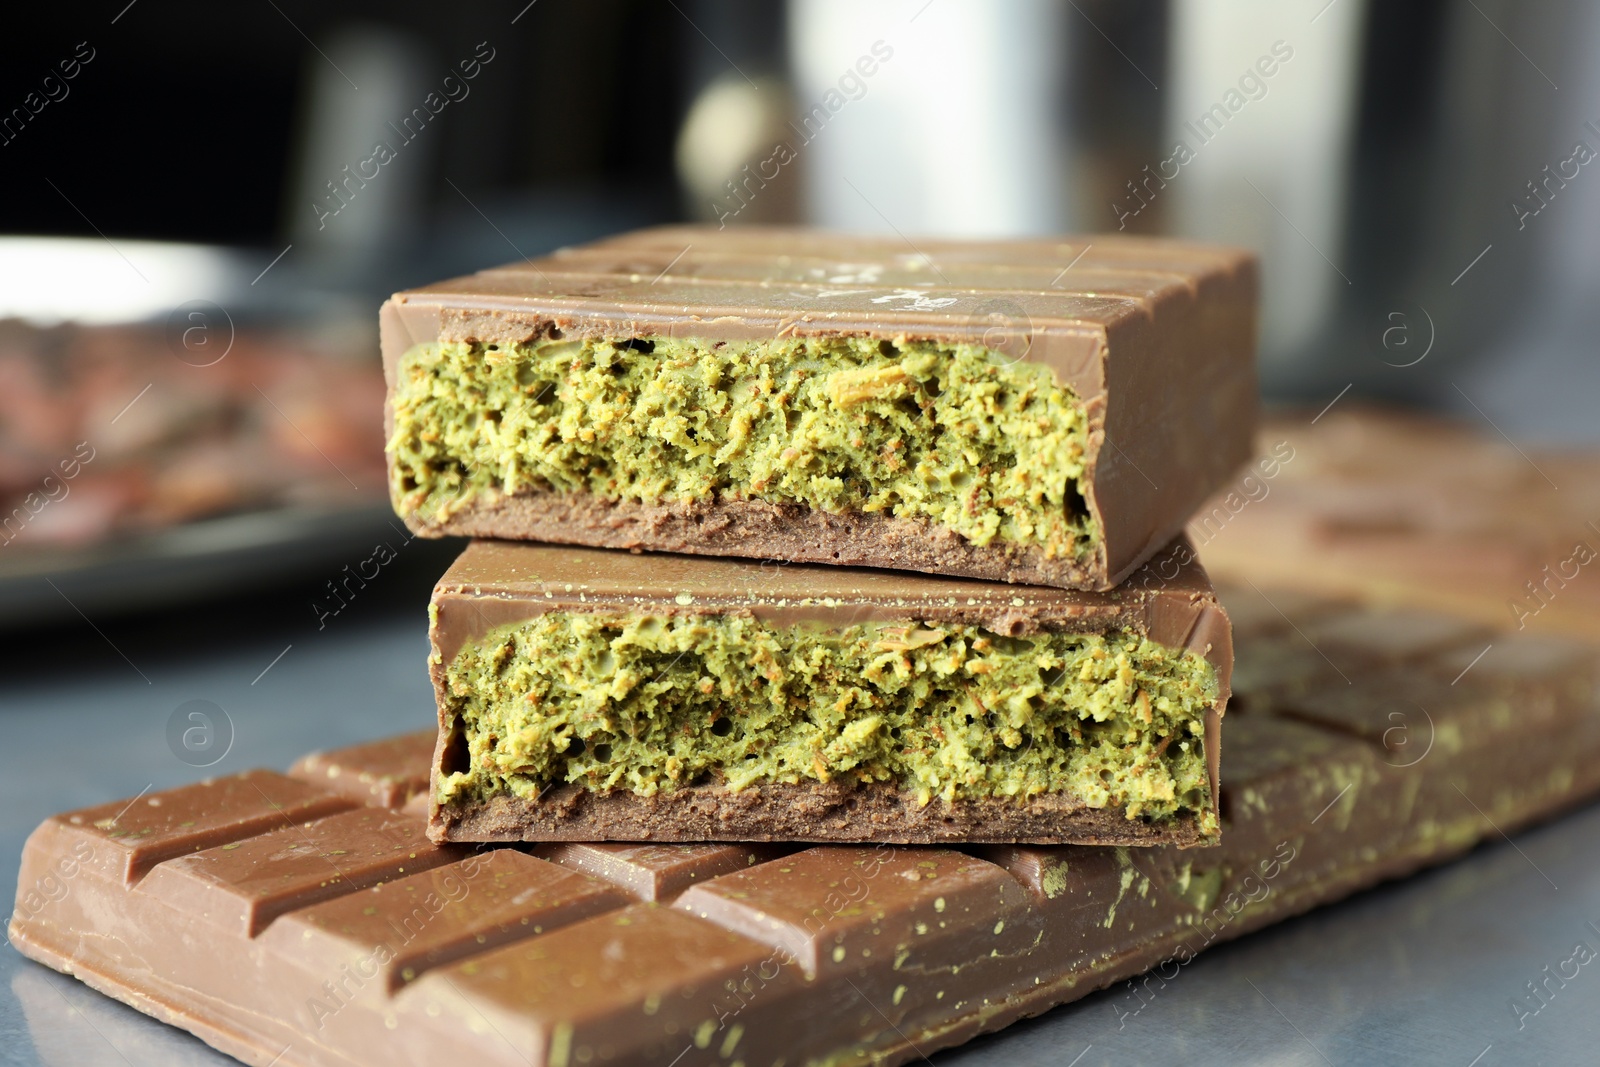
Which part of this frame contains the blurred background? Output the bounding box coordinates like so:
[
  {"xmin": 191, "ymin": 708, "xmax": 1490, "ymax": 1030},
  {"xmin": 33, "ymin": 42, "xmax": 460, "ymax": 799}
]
[{"xmin": 2, "ymin": 0, "xmax": 1598, "ymax": 620}]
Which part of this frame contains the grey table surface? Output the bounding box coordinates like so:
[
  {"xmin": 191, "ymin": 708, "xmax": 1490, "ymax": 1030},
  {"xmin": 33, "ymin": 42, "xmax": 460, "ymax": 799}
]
[{"xmin": 1, "ymin": 550, "xmax": 1597, "ymax": 1067}]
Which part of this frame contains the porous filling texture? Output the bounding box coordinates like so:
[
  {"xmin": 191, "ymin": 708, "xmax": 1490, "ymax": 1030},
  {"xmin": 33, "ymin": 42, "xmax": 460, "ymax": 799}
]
[
  {"xmin": 390, "ymin": 335, "xmax": 1095, "ymax": 558},
  {"xmin": 435, "ymin": 612, "xmax": 1216, "ymax": 826}
]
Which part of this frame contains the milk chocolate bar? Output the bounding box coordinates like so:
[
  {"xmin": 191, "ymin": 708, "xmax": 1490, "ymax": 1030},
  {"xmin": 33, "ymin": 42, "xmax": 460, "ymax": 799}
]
[
  {"xmin": 12, "ymin": 591, "xmax": 1598, "ymax": 1067},
  {"xmin": 1193, "ymin": 406, "xmax": 1600, "ymax": 639},
  {"xmin": 382, "ymin": 226, "xmax": 1258, "ymax": 590},
  {"xmin": 425, "ymin": 537, "xmax": 1231, "ymax": 847}
]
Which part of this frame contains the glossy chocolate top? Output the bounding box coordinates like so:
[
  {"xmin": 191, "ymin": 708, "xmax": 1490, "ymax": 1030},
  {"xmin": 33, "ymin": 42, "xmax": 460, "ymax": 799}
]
[
  {"xmin": 430, "ymin": 538, "xmax": 1229, "ymax": 669},
  {"xmin": 380, "ymin": 225, "xmax": 1254, "ymax": 405}
]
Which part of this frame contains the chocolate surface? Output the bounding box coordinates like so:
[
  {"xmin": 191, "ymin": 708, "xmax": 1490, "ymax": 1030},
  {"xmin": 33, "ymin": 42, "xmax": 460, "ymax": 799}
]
[
  {"xmin": 383, "ymin": 226, "xmax": 1258, "ymax": 589},
  {"xmin": 1194, "ymin": 406, "xmax": 1600, "ymax": 638},
  {"xmin": 430, "ymin": 537, "xmax": 1230, "ymax": 665},
  {"xmin": 11, "ymin": 587, "xmax": 1599, "ymax": 1067},
  {"xmin": 427, "ymin": 538, "xmax": 1231, "ymax": 846}
]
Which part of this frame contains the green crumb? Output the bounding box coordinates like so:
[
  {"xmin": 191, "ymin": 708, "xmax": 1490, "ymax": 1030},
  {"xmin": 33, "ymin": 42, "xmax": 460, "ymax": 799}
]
[
  {"xmin": 435, "ymin": 612, "xmax": 1217, "ymax": 827},
  {"xmin": 1039, "ymin": 860, "xmax": 1072, "ymax": 899},
  {"xmin": 389, "ymin": 334, "xmax": 1095, "ymax": 558}
]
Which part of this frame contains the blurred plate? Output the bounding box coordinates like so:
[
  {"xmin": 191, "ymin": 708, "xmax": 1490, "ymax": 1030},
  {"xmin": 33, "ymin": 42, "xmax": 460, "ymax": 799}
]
[
  {"xmin": 0, "ymin": 502, "xmax": 407, "ymax": 627},
  {"xmin": 0, "ymin": 236, "xmax": 370, "ymax": 326},
  {"xmin": 0, "ymin": 237, "xmax": 394, "ymax": 624}
]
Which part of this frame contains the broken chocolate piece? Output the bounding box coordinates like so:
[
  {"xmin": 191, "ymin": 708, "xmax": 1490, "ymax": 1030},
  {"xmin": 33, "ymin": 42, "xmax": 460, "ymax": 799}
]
[
  {"xmin": 382, "ymin": 226, "xmax": 1259, "ymax": 590},
  {"xmin": 425, "ymin": 537, "xmax": 1232, "ymax": 847}
]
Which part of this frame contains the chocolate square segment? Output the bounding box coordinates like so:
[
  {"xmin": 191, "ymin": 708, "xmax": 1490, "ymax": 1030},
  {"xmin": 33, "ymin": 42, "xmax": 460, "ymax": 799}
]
[
  {"xmin": 425, "ymin": 538, "xmax": 1231, "ymax": 848},
  {"xmin": 382, "ymin": 226, "xmax": 1258, "ymax": 590}
]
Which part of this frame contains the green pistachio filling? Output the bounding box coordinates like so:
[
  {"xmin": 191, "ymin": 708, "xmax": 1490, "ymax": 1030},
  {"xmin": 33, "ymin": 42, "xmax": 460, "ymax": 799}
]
[
  {"xmin": 435, "ymin": 611, "xmax": 1217, "ymax": 827},
  {"xmin": 390, "ymin": 335, "xmax": 1095, "ymax": 558}
]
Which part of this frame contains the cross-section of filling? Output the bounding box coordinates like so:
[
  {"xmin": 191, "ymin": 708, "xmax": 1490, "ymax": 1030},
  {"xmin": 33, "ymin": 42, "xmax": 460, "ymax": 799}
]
[
  {"xmin": 434, "ymin": 611, "xmax": 1218, "ymax": 829},
  {"xmin": 390, "ymin": 335, "xmax": 1096, "ymax": 558}
]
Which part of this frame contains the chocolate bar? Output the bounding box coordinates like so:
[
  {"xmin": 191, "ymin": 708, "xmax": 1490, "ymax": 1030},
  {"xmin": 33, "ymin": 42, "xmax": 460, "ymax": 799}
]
[
  {"xmin": 12, "ymin": 587, "xmax": 1597, "ymax": 1067},
  {"xmin": 381, "ymin": 226, "xmax": 1258, "ymax": 590},
  {"xmin": 1193, "ymin": 406, "xmax": 1600, "ymax": 639},
  {"xmin": 425, "ymin": 537, "xmax": 1231, "ymax": 847}
]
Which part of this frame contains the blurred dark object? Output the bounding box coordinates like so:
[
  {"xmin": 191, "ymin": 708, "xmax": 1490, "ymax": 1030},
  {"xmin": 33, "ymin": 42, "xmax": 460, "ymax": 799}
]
[
  {"xmin": 3, "ymin": 0, "xmax": 1596, "ymax": 442},
  {"xmin": 1065, "ymin": 2, "xmax": 1171, "ymax": 236},
  {"xmin": 0, "ymin": 0, "xmax": 687, "ymax": 299}
]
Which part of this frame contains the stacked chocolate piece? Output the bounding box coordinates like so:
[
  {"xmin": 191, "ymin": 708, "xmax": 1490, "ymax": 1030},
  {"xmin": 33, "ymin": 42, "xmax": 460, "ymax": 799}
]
[{"xmin": 382, "ymin": 226, "xmax": 1259, "ymax": 848}]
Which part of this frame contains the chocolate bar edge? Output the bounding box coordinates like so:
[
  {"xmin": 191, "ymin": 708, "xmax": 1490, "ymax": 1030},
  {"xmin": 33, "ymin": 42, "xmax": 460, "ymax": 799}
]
[{"xmin": 427, "ymin": 780, "xmax": 1213, "ymax": 848}]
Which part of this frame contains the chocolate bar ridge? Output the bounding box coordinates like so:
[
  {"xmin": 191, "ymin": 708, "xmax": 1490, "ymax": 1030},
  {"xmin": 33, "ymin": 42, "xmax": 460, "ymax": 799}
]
[
  {"xmin": 382, "ymin": 226, "xmax": 1258, "ymax": 590},
  {"xmin": 426, "ymin": 538, "xmax": 1231, "ymax": 847}
]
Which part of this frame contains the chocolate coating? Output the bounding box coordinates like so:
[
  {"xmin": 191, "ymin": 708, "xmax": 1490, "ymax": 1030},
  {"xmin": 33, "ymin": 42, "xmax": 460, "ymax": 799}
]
[{"xmin": 430, "ymin": 537, "xmax": 1232, "ymax": 668}]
